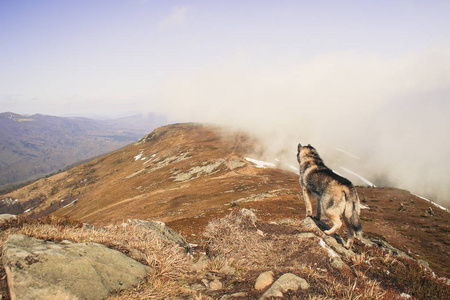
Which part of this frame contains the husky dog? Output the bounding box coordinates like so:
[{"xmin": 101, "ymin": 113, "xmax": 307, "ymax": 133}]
[{"xmin": 297, "ymin": 143, "xmax": 362, "ymax": 248}]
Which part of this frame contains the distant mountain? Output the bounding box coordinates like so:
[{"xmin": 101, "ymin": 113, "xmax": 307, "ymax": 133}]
[
  {"xmin": 1, "ymin": 123, "xmax": 449, "ymax": 278},
  {"xmin": 0, "ymin": 112, "xmax": 167, "ymax": 191}
]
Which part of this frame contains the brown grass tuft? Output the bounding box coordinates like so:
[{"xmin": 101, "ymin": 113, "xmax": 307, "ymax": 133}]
[{"xmin": 202, "ymin": 208, "xmax": 272, "ymax": 270}]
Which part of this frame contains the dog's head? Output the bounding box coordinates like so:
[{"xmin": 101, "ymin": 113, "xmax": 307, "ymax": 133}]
[{"xmin": 297, "ymin": 143, "xmax": 319, "ymax": 163}]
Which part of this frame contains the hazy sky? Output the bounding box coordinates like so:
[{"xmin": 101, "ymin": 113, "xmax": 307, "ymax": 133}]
[
  {"xmin": 1, "ymin": 0, "xmax": 449, "ymax": 116},
  {"xmin": 1, "ymin": 1, "xmax": 450, "ymax": 206}
]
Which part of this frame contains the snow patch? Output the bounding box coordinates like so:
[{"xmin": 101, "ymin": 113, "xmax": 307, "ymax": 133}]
[
  {"xmin": 143, "ymin": 154, "xmax": 157, "ymax": 165},
  {"xmin": 413, "ymin": 194, "xmax": 449, "ymax": 213},
  {"xmin": 400, "ymin": 293, "xmax": 411, "ymax": 299},
  {"xmin": 134, "ymin": 153, "xmax": 143, "ymax": 161},
  {"xmin": 339, "ymin": 166, "xmax": 375, "ymax": 187},
  {"xmin": 244, "ymin": 157, "xmax": 275, "ymax": 169},
  {"xmin": 62, "ymin": 199, "xmax": 78, "ymax": 209}
]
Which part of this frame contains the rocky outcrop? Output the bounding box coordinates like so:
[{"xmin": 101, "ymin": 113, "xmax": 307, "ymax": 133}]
[
  {"xmin": 126, "ymin": 219, "xmax": 190, "ymax": 251},
  {"xmin": 2, "ymin": 234, "xmax": 150, "ymax": 300}
]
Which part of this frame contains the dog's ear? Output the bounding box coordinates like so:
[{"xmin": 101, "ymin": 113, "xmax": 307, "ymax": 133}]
[{"xmin": 297, "ymin": 143, "xmax": 302, "ymax": 151}]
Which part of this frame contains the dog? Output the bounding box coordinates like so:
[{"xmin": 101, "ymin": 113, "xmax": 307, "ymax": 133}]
[{"xmin": 297, "ymin": 143, "xmax": 362, "ymax": 248}]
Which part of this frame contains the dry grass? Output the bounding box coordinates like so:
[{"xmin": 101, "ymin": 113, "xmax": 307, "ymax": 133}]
[{"xmin": 202, "ymin": 208, "xmax": 272, "ymax": 271}]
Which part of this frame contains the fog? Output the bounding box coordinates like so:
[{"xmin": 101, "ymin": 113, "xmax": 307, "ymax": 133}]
[{"xmin": 156, "ymin": 46, "xmax": 450, "ymax": 208}]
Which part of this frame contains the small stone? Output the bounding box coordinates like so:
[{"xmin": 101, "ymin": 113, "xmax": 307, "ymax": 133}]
[
  {"xmin": 201, "ymin": 279, "xmax": 209, "ymax": 288},
  {"xmin": 191, "ymin": 255, "xmax": 209, "ymax": 272},
  {"xmin": 209, "ymin": 279, "xmax": 223, "ymax": 290},
  {"xmin": 220, "ymin": 292, "xmax": 248, "ymax": 299},
  {"xmin": 219, "ymin": 264, "xmax": 236, "ymax": 276},
  {"xmin": 191, "ymin": 283, "xmax": 206, "ymax": 291},
  {"xmin": 255, "ymin": 271, "xmax": 274, "ymax": 290}
]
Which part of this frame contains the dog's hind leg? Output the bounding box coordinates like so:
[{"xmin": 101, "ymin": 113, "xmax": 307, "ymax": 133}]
[
  {"xmin": 324, "ymin": 212, "xmax": 342, "ymax": 236},
  {"xmin": 342, "ymin": 217, "xmax": 355, "ymax": 249}
]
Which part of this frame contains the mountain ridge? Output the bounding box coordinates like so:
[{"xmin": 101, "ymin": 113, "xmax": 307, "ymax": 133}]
[
  {"xmin": 1, "ymin": 122, "xmax": 449, "ymax": 280},
  {"xmin": 0, "ymin": 112, "xmax": 167, "ymax": 191}
]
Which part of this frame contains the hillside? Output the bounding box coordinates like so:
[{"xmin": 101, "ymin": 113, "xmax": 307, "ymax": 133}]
[
  {"xmin": 1, "ymin": 122, "xmax": 449, "ymax": 281},
  {"xmin": 0, "ymin": 112, "xmax": 166, "ymax": 191}
]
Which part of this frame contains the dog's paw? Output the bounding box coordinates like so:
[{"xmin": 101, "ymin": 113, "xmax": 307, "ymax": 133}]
[
  {"xmin": 305, "ymin": 212, "xmax": 313, "ymax": 217},
  {"xmin": 323, "ymin": 229, "xmax": 332, "ymax": 235}
]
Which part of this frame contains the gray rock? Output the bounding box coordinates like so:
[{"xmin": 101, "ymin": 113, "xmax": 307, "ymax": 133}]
[
  {"xmin": 330, "ymin": 256, "xmax": 350, "ymax": 271},
  {"xmin": 0, "ymin": 214, "xmax": 16, "ymax": 225},
  {"xmin": 127, "ymin": 219, "xmax": 190, "ymax": 252},
  {"xmin": 259, "ymin": 273, "xmax": 309, "ymax": 299},
  {"xmin": 255, "ymin": 271, "xmax": 274, "ymax": 290},
  {"xmin": 2, "ymin": 234, "xmax": 150, "ymax": 300},
  {"xmin": 301, "ymin": 218, "xmax": 355, "ymax": 259}
]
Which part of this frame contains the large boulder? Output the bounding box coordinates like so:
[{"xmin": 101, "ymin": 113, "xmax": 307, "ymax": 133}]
[
  {"xmin": 2, "ymin": 234, "xmax": 150, "ymax": 300},
  {"xmin": 126, "ymin": 219, "xmax": 190, "ymax": 251}
]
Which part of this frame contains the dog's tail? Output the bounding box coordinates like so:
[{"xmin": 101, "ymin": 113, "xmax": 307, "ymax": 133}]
[
  {"xmin": 345, "ymin": 188, "xmax": 362, "ymax": 238},
  {"xmin": 351, "ymin": 189, "xmax": 362, "ymax": 238}
]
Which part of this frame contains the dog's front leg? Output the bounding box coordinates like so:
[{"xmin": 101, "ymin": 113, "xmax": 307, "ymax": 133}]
[{"xmin": 302, "ymin": 187, "xmax": 313, "ymax": 217}]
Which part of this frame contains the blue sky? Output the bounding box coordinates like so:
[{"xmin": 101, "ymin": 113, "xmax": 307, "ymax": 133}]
[{"xmin": 1, "ymin": 0, "xmax": 450, "ymax": 205}]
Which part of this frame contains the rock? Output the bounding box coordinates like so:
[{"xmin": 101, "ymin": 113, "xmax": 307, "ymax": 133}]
[
  {"xmin": 330, "ymin": 256, "xmax": 350, "ymax": 271},
  {"xmin": 127, "ymin": 219, "xmax": 190, "ymax": 252},
  {"xmin": 301, "ymin": 218, "xmax": 355, "ymax": 259},
  {"xmin": 255, "ymin": 271, "xmax": 274, "ymax": 290},
  {"xmin": 209, "ymin": 278, "xmax": 223, "ymax": 290},
  {"xmin": 259, "ymin": 273, "xmax": 309, "ymax": 299},
  {"xmin": 220, "ymin": 292, "xmax": 248, "ymax": 299},
  {"xmin": 219, "ymin": 264, "xmax": 236, "ymax": 276},
  {"xmin": 191, "ymin": 283, "xmax": 206, "ymax": 291},
  {"xmin": 3, "ymin": 234, "xmax": 150, "ymax": 300},
  {"xmin": 296, "ymin": 232, "xmax": 318, "ymax": 239},
  {"xmin": 201, "ymin": 278, "xmax": 210, "ymax": 288},
  {"xmin": 0, "ymin": 214, "xmax": 16, "ymax": 225},
  {"xmin": 191, "ymin": 255, "xmax": 210, "ymax": 272},
  {"xmin": 235, "ymin": 208, "xmax": 257, "ymax": 227}
]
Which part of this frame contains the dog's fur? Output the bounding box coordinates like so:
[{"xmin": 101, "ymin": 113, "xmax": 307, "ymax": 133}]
[{"xmin": 297, "ymin": 143, "xmax": 362, "ymax": 248}]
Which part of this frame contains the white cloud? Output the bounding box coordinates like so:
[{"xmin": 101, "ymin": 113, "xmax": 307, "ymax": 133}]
[
  {"xmin": 155, "ymin": 44, "xmax": 450, "ymax": 207},
  {"xmin": 158, "ymin": 5, "xmax": 191, "ymax": 29}
]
